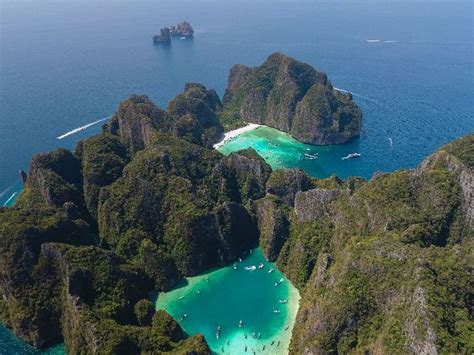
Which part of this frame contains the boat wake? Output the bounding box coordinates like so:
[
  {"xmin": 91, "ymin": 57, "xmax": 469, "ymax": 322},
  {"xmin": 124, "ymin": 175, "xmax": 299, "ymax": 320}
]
[
  {"xmin": 3, "ymin": 192, "xmax": 17, "ymax": 207},
  {"xmin": 0, "ymin": 182, "xmax": 16, "ymax": 198},
  {"xmin": 56, "ymin": 116, "xmax": 111, "ymax": 140},
  {"xmin": 334, "ymin": 87, "xmax": 379, "ymax": 105},
  {"xmin": 366, "ymin": 39, "xmax": 398, "ymax": 43}
]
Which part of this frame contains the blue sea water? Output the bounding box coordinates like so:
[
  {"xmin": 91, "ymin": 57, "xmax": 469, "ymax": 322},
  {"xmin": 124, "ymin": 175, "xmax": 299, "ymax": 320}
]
[{"xmin": 0, "ymin": 0, "xmax": 472, "ymax": 350}]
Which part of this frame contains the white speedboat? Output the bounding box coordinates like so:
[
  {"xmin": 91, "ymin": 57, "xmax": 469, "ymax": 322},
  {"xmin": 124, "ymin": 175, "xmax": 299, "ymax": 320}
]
[
  {"xmin": 279, "ymin": 299, "xmax": 288, "ymax": 304},
  {"xmin": 258, "ymin": 262, "xmax": 264, "ymax": 269},
  {"xmin": 178, "ymin": 296, "xmax": 184, "ymax": 300},
  {"xmin": 342, "ymin": 152, "xmax": 362, "ymax": 160},
  {"xmin": 273, "ymin": 309, "xmax": 281, "ymax": 314},
  {"xmin": 268, "ymin": 268, "xmax": 274, "ymax": 273},
  {"xmin": 233, "ymin": 263, "xmax": 237, "ymax": 270},
  {"xmin": 244, "ymin": 265, "xmax": 257, "ymax": 271},
  {"xmin": 239, "ymin": 320, "xmax": 243, "ymax": 328}
]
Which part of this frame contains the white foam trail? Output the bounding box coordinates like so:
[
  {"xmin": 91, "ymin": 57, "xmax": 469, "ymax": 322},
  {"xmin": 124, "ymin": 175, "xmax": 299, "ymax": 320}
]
[
  {"xmin": 383, "ymin": 40, "xmax": 398, "ymax": 43},
  {"xmin": 335, "ymin": 86, "xmax": 386, "ymax": 108},
  {"xmin": 388, "ymin": 137, "xmax": 393, "ymax": 147},
  {"xmin": 56, "ymin": 116, "xmax": 111, "ymax": 140},
  {"xmin": 3, "ymin": 192, "xmax": 17, "ymax": 206},
  {"xmin": 367, "ymin": 39, "xmax": 381, "ymax": 43},
  {"xmin": 0, "ymin": 183, "xmax": 15, "ymax": 198},
  {"xmin": 334, "ymin": 87, "xmax": 351, "ymax": 94}
]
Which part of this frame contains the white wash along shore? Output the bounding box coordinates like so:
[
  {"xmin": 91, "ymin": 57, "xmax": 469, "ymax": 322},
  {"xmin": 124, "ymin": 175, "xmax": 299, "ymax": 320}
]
[{"xmin": 213, "ymin": 123, "xmax": 261, "ymax": 149}]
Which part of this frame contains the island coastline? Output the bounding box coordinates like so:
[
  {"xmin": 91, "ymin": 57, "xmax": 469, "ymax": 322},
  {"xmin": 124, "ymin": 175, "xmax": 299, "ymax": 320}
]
[{"xmin": 213, "ymin": 123, "xmax": 261, "ymax": 149}]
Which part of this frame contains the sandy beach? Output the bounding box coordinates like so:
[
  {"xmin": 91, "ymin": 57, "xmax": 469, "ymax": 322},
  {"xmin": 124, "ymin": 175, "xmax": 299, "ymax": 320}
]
[{"xmin": 213, "ymin": 123, "xmax": 261, "ymax": 149}]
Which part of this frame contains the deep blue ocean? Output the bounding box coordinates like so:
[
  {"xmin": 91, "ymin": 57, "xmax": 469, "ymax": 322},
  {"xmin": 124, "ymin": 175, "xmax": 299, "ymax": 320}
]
[{"xmin": 0, "ymin": 0, "xmax": 472, "ymax": 351}]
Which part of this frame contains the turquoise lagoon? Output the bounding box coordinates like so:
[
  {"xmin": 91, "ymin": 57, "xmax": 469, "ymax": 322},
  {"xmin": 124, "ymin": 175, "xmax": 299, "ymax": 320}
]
[
  {"xmin": 219, "ymin": 125, "xmax": 370, "ymax": 179},
  {"xmin": 155, "ymin": 248, "xmax": 300, "ymax": 354}
]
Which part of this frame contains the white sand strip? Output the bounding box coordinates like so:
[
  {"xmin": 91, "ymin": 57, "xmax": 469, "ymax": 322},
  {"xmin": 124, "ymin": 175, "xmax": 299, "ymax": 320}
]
[{"xmin": 213, "ymin": 123, "xmax": 261, "ymax": 149}]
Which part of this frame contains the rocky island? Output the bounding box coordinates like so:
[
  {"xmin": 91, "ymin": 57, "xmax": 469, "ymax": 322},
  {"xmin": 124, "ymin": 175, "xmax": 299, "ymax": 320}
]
[
  {"xmin": 0, "ymin": 54, "xmax": 472, "ymax": 354},
  {"xmin": 221, "ymin": 53, "xmax": 362, "ymax": 144},
  {"xmin": 153, "ymin": 21, "xmax": 194, "ymax": 45}
]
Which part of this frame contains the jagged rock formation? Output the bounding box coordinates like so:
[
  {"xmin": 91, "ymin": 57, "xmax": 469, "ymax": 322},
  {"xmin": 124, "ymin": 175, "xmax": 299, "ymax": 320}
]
[
  {"xmin": 273, "ymin": 135, "xmax": 473, "ymax": 353},
  {"xmin": 169, "ymin": 21, "xmax": 194, "ymax": 38},
  {"xmin": 0, "ymin": 66, "xmax": 471, "ymax": 354},
  {"xmin": 153, "ymin": 22, "xmax": 194, "ymax": 45},
  {"xmin": 152, "ymin": 27, "xmax": 171, "ymax": 44},
  {"xmin": 0, "ymin": 84, "xmax": 260, "ymax": 352},
  {"xmin": 221, "ymin": 53, "xmax": 362, "ymax": 144}
]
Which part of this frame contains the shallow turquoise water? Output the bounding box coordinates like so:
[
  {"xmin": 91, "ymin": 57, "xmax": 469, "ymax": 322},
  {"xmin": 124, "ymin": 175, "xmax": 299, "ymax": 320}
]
[
  {"xmin": 219, "ymin": 126, "xmax": 371, "ymax": 179},
  {"xmin": 155, "ymin": 248, "xmax": 300, "ymax": 354},
  {"xmin": 219, "ymin": 126, "xmax": 386, "ymax": 178}
]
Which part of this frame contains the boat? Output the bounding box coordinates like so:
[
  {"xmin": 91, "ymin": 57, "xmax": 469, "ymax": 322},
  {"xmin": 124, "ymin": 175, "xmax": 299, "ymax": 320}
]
[
  {"xmin": 180, "ymin": 36, "xmax": 186, "ymax": 40},
  {"xmin": 279, "ymin": 299, "xmax": 288, "ymax": 304},
  {"xmin": 216, "ymin": 326, "xmax": 221, "ymax": 339},
  {"xmin": 258, "ymin": 262, "xmax": 264, "ymax": 269},
  {"xmin": 274, "ymin": 278, "xmax": 284, "ymax": 287},
  {"xmin": 178, "ymin": 296, "xmax": 184, "ymax": 300},
  {"xmin": 180, "ymin": 313, "xmax": 187, "ymax": 321},
  {"xmin": 273, "ymin": 309, "xmax": 281, "ymax": 314},
  {"xmin": 244, "ymin": 265, "xmax": 256, "ymax": 271},
  {"xmin": 239, "ymin": 320, "xmax": 243, "ymax": 328},
  {"xmin": 233, "ymin": 263, "xmax": 237, "ymax": 270},
  {"xmin": 268, "ymin": 268, "xmax": 274, "ymax": 273},
  {"xmin": 238, "ymin": 257, "xmax": 242, "ymax": 262},
  {"xmin": 342, "ymin": 152, "xmax": 362, "ymax": 160},
  {"xmin": 304, "ymin": 153, "xmax": 319, "ymax": 160}
]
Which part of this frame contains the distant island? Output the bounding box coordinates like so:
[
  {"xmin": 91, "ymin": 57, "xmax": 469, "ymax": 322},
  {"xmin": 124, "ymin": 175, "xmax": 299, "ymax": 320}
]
[
  {"xmin": 153, "ymin": 21, "xmax": 194, "ymax": 44},
  {"xmin": 0, "ymin": 53, "xmax": 472, "ymax": 354}
]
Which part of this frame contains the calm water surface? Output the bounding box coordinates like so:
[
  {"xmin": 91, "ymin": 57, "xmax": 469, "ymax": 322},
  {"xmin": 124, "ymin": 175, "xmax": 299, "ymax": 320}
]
[
  {"xmin": 0, "ymin": 0, "xmax": 472, "ymax": 351},
  {"xmin": 155, "ymin": 248, "xmax": 300, "ymax": 355}
]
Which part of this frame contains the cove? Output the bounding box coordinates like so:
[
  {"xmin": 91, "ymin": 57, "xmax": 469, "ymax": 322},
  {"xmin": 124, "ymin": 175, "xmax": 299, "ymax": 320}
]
[
  {"xmin": 219, "ymin": 126, "xmax": 366, "ymax": 180},
  {"xmin": 155, "ymin": 248, "xmax": 300, "ymax": 354}
]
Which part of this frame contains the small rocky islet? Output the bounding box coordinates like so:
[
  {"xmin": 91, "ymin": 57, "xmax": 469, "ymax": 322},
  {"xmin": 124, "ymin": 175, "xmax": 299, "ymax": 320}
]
[
  {"xmin": 0, "ymin": 53, "xmax": 472, "ymax": 354},
  {"xmin": 153, "ymin": 21, "xmax": 194, "ymax": 44}
]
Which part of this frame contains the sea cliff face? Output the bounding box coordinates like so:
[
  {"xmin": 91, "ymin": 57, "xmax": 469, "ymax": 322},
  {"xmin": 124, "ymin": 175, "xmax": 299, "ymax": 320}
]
[
  {"xmin": 0, "ymin": 68, "xmax": 471, "ymax": 353},
  {"xmin": 221, "ymin": 53, "xmax": 363, "ymax": 144}
]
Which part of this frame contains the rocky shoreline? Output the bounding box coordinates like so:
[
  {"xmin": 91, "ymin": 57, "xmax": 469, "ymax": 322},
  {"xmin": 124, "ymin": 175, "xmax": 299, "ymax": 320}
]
[{"xmin": 0, "ymin": 53, "xmax": 471, "ymax": 354}]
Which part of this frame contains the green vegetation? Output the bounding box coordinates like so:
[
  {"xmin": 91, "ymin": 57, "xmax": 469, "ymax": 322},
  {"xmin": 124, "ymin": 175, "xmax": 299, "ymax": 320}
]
[
  {"xmin": 0, "ymin": 66, "xmax": 471, "ymax": 355},
  {"xmin": 221, "ymin": 52, "xmax": 362, "ymax": 145}
]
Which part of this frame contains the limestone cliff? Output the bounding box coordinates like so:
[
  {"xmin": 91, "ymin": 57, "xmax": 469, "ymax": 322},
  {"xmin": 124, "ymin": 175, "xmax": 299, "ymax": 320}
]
[
  {"xmin": 222, "ymin": 53, "xmax": 362, "ymax": 144},
  {"xmin": 0, "ymin": 67, "xmax": 471, "ymax": 355}
]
